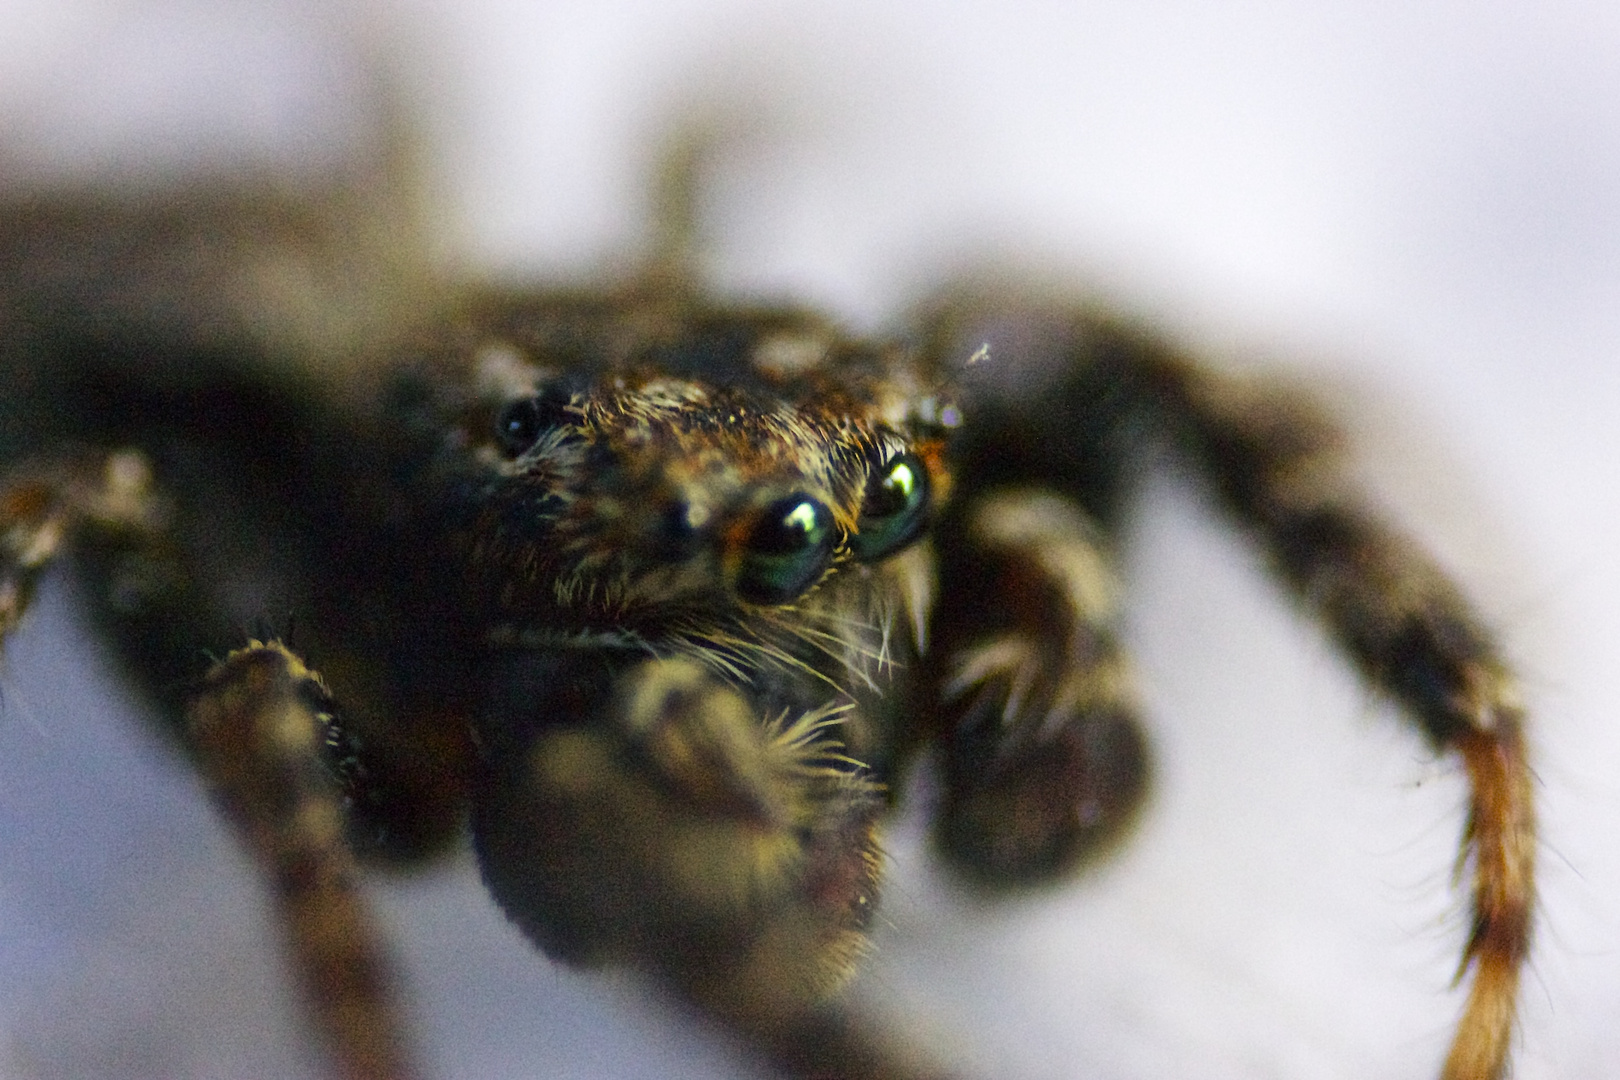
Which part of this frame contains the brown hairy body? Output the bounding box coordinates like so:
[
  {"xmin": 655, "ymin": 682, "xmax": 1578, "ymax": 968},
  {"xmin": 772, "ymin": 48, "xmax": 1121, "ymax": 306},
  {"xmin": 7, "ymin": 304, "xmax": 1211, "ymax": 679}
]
[{"xmin": 0, "ymin": 152, "xmax": 1531, "ymax": 1079}]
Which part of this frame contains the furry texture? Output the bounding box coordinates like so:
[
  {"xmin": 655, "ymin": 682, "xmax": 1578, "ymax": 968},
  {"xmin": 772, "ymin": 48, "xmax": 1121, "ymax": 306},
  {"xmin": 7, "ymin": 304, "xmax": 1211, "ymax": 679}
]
[{"xmin": 0, "ymin": 178, "xmax": 1532, "ymax": 1080}]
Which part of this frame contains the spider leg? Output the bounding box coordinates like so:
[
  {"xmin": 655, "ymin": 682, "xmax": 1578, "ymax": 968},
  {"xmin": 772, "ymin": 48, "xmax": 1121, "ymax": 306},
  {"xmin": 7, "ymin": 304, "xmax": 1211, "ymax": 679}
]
[
  {"xmin": 0, "ymin": 450, "xmax": 164, "ymax": 645},
  {"xmin": 921, "ymin": 286, "xmax": 1531, "ymax": 1080},
  {"xmin": 471, "ymin": 652, "xmax": 952, "ymax": 1079},
  {"xmin": 0, "ymin": 445, "xmax": 251, "ymax": 731},
  {"xmin": 2, "ymin": 449, "xmax": 427, "ymax": 1080},
  {"xmin": 189, "ymin": 641, "xmax": 421, "ymax": 1080},
  {"xmin": 1139, "ymin": 353, "xmax": 1532, "ymax": 1080},
  {"xmin": 924, "ymin": 486, "xmax": 1150, "ymax": 886}
]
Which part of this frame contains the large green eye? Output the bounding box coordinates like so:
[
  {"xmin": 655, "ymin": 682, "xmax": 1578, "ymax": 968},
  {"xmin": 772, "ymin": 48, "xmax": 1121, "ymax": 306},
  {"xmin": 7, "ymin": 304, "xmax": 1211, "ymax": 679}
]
[
  {"xmin": 734, "ymin": 496, "xmax": 836, "ymax": 605},
  {"xmin": 851, "ymin": 452, "xmax": 930, "ymax": 562}
]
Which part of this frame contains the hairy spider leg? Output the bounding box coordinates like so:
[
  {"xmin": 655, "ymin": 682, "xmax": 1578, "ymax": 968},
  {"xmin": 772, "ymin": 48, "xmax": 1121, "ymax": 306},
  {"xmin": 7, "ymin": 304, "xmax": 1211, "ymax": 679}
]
[
  {"xmin": 1139, "ymin": 347, "xmax": 1533, "ymax": 1080},
  {"xmin": 190, "ymin": 641, "xmax": 422, "ymax": 1080},
  {"xmin": 1, "ymin": 454, "xmax": 135, "ymax": 640},
  {"xmin": 926, "ymin": 487, "xmax": 1150, "ymax": 884},
  {"xmin": 920, "ymin": 287, "xmax": 1533, "ymax": 1080},
  {"xmin": 0, "ymin": 215, "xmax": 468, "ymax": 1074},
  {"xmin": 0, "ymin": 450, "xmax": 426, "ymax": 1080},
  {"xmin": 469, "ymin": 646, "xmax": 909, "ymax": 1076},
  {"xmin": 0, "ymin": 449, "xmax": 228, "ymax": 715}
]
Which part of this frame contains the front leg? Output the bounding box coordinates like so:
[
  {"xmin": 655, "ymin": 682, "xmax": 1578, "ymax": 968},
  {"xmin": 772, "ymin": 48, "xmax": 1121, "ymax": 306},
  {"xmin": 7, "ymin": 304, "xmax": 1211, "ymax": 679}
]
[
  {"xmin": 471, "ymin": 652, "xmax": 938, "ymax": 1078},
  {"xmin": 2, "ymin": 455, "xmax": 424, "ymax": 1079},
  {"xmin": 188, "ymin": 642, "xmax": 420, "ymax": 1080},
  {"xmin": 926, "ymin": 487, "xmax": 1150, "ymax": 886}
]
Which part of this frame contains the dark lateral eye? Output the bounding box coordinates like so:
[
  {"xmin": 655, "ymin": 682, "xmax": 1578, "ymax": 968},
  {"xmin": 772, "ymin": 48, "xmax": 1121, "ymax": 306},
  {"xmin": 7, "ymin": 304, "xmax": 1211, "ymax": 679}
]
[
  {"xmin": 495, "ymin": 391, "xmax": 571, "ymax": 457},
  {"xmin": 851, "ymin": 452, "xmax": 930, "ymax": 561},
  {"xmin": 734, "ymin": 496, "xmax": 836, "ymax": 605}
]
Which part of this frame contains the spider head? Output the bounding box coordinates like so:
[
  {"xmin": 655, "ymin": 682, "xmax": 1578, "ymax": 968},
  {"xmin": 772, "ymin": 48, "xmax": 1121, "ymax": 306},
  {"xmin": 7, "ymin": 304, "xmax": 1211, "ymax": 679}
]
[{"xmin": 418, "ymin": 304, "xmax": 958, "ymax": 647}]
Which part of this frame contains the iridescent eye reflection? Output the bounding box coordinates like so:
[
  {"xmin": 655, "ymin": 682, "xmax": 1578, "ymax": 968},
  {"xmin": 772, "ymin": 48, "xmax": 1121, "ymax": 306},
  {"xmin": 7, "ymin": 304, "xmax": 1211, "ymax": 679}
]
[
  {"xmin": 851, "ymin": 453, "xmax": 929, "ymax": 561},
  {"xmin": 733, "ymin": 496, "xmax": 836, "ymax": 605},
  {"xmin": 782, "ymin": 501, "xmax": 822, "ymax": 536}
]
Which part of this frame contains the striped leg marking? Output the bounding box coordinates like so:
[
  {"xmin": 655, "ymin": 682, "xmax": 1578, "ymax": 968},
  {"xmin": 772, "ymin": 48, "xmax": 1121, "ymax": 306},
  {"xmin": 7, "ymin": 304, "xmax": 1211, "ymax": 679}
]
[{"xmin": 188, "ymin": 641, "xmax": 419, "ymax": 1080}]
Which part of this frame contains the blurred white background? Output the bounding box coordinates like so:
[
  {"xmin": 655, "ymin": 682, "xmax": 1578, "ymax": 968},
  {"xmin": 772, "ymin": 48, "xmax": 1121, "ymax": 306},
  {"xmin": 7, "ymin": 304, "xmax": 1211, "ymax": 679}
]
[{"xmin": 2, "ymin": 1, "xmax": 1619, "ymax": 1078}]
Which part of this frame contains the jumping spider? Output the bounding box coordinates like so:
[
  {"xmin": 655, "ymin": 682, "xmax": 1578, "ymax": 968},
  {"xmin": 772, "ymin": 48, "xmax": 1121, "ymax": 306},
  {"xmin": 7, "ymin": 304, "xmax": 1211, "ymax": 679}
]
[{"xmin": 0, "ymin": 135, "xmax": 1533, "ymax": 1080}]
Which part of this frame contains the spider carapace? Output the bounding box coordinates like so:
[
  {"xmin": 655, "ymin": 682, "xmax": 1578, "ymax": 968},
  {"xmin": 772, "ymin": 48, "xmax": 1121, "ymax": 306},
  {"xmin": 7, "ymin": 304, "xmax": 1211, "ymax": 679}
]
[{"xmin": 0, "ymin": 174, "xmax": 1533, "ymax": 1080}]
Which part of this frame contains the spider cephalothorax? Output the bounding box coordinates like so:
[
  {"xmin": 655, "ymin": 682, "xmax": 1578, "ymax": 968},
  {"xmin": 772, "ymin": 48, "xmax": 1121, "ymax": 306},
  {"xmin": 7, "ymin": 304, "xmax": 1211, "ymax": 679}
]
[{"xmin": 401, "ymin": 297, "xmax": 955, "ymax": 642}]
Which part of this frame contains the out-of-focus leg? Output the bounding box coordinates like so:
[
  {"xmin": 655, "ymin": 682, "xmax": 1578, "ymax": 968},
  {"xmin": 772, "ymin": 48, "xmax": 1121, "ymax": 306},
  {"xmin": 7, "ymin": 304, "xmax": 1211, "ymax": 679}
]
[
  {"xmin": 188, "ymin": 642, "xmax": 421, "ymax": 1080},
  {"xmin": 926, "ymin": 486, "xmax": 1150, "ymax": 886}
]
